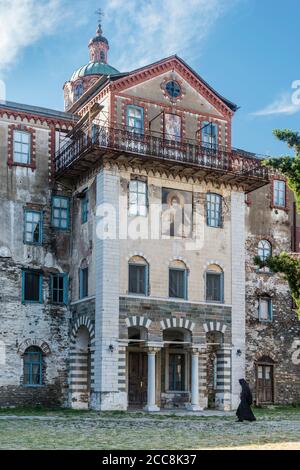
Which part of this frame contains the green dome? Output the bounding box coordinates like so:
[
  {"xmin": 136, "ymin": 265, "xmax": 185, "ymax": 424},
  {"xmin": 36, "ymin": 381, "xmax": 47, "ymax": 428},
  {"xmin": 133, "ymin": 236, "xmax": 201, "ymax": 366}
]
[{"xmin": 70, "ymin": 61, "xmax": 119, "ymax": 82}]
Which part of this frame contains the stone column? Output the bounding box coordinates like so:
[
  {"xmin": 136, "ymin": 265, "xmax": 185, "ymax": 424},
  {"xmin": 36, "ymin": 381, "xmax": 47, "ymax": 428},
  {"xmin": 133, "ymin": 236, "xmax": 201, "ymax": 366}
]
[
  {"xmin": 144, "ymin": 345, "xmax": 161, "ymax": 412},
  {"xmin": 199, "ymin": 349, "xmax": 208, "ymax": 409},
  {"xmin": 231, "ymin": 191, "xmax": 246, "ymax": 409},
  {"xmin": 215, "ymin": 345, "xmax": 232, "ymax": 411},
  {"xmin": 92, "ymin": 166, "xmax": 126, "ymax": 411},
  {"xmin": 188, "ymin": 347, "xmax": 203, "ymax": 411}
]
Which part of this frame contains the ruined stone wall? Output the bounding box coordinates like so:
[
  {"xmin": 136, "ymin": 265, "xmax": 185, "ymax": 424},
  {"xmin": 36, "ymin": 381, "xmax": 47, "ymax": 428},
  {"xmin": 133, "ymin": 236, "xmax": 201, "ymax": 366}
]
[
  {"xmin": 245, "ymin": 185, "xmax": 300, "ymax": 404},
  {"xmin": 0, "ymin": 115, "xmax": 71, "ymax": 407}
]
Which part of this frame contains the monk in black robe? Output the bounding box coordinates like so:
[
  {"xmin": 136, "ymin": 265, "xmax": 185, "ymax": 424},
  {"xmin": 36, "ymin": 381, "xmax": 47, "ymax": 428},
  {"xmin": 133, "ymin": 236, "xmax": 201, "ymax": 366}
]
[{"xmin": 236, "ymin": 379, "xmax": 256, "ymax": 422}]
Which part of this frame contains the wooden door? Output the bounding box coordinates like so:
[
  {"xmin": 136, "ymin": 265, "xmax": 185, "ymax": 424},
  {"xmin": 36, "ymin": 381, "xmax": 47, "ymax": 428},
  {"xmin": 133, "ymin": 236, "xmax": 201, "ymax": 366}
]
[
  {"xmin": 257, "ymin": 364, "xmax": 274, "ymax": 404},
  {"xmin": 128, "ymin": 352, "xmax": 148, "ymax": 407}
]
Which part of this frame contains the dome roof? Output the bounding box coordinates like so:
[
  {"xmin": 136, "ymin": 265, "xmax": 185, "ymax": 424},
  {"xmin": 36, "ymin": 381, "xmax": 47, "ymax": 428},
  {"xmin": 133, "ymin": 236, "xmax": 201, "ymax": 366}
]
[
  {"xmin": 70, "ymin": 61, "xmax": 119, "ymax": 82},
  {"xmin": 89, "ymin": 35, "xmax": 109, "ymax": 45}
]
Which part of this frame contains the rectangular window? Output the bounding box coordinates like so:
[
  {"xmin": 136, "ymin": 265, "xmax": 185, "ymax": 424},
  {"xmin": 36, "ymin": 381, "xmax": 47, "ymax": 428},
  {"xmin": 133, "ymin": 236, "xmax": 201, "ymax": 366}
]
[
  {"xmin": 202, "ymin": 122, "xmax": 218, "ymax": 149},
  {"xmin": 273, "ymin": 180, "xmax": 286, "ymax": 208},
  {"xmin": 13, "ymin": 130, "xmax": 31, "ymax": 164},
  {"xmin": 128, "ymin": 180, "xmax": 147, "ymax": 216},
  {"xmin": 22, "ymin": 271, "xmax": 43, "ymax": 303},
  {"xmin": 206, "ymin": 272, "xmax": 223, "ymax": 302},
  {"xmin": 129, "ymin": 264, "xmax": 147, "ymax": 295},
  {"xmin": 164, "ymin": 113, "xmax": 181, "ymax": 142},
  {"xmin": 206, "ymin": 193, "xmax": 222, "ymax": 228},
  {"xmin": 51, "ymin": 274, "xmax": 68, "ymax": 305},
  {"xmin": 126, "ymin": 106, "xmax": 144, "ymax": 134},
  {"xmin": 79, "ymin": 268, "xmax": 88, "ymax": 299},
  {"xmin": 52, "ymin": 196, "xmax": 70, "ymax": 229},
  {"xmin": 81, "ymin": 190, "xmax": 89, "ymax": 224},
  {"xmin": 169, "ymin": 353, "xmax": 185, "ymax": 391},
  {"xmin": 24, "ymin": 210, "xmax": 42, "ymax": 245},
  {"xmin": 169, "ymin": 269, "xmax": 187, "ymax": 299},
  {"xmin": 23, "ymin": 351, "xmax": 42, "ymax": 386},
  {"xmin": 258, "ymin": 298, "xmax": 273, "ymax": 322}
]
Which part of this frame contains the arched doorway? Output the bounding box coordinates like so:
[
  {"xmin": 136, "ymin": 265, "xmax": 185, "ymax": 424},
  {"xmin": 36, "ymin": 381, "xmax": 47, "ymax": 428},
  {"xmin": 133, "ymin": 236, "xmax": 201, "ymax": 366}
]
[
  {"xmin": 127, "ymin": 326, "xmax": 148, "ymax": 408},
  {"xmin": 70, "ymin": 325, "xmax": 91, "ymax": 409},
  {"xmin": 256, "ymin": 356, "xmax": 275, "ymax": 404},
  {"xmin": 162, "ymin": 328, "xmax": 192, "ymax": 408}
]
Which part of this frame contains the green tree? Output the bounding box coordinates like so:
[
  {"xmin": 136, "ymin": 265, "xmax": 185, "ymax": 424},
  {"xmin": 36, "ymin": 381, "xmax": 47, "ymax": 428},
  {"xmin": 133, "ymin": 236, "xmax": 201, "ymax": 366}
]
[{"xmin": 254, "ymin": 129, "xmax": 300, "ymax": 318}]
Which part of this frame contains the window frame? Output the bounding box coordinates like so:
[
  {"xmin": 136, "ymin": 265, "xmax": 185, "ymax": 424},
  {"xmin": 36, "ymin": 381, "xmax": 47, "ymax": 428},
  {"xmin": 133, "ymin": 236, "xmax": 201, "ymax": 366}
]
[
  {"xmin": 50, "ymin": 273, "xmax": 69, "ymax": 305},
  {"xmin": 273, "ymin": 179, "xmax": 286, "ymax": 209},
  {"xmin": 22, "ymin": 270, "xmax": 43, "ymax": 304},
  {"xmin": 165, "ymin": 80, "xmax": 182, "ymax": 99},
  {"xmin": 23, "ymin": 347, "xmax": 43, "ymax": 387},
  {"xmin": 128, "ymin": 179, "xmax": 148, "ymax": 217},
  {"xmin": 258, "ymin": 297, "xmax": 273, "ymax": 322},
  {"xmin": 206, "ymin": 193, "xmax": 223, "ymax": 228},
  {"xmin": 23, "ymin": 209, "xmax": 43, "ymax": 245},
  {"xmin": 51, "ymin": 195, "xmax": 70, "ymax": 230},
  {"xmin": 79, "ymin": 267, "xmax": 89, "ymax": 300},
  {"xmin": 126, "ymin": 105, "xmax": 144, "ymax": 134},
  {"xmin": 205, "ymin": 270, "xmax": 224, "ymax": 303},
  {"xmin": 81, "ymin": 190, "xmax": 89, "ymax": 224},
  {"xmin": 201, "ymin": 122, "xmax": 218, "ymax": 149},
  {"xmin": 257, "ymin": 239, "xmax": 272, "ymax": 262},
  {"xmin": 13, "ymin": 129, "xmax": 31, "ymax": 165},
  {"xmin": 128, "ymin": 262, "xmax": 148, "ymax": 296},
  {"xmin": 168, "ymin": 267, "xmax": 188, "ymax": 300}
]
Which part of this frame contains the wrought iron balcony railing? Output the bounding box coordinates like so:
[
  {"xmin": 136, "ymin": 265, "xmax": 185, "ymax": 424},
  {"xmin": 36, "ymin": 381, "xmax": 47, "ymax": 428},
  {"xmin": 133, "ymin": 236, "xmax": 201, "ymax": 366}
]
[{"xmin": 54, "ymin": 123, "xmax": 270, "ymax": 185}]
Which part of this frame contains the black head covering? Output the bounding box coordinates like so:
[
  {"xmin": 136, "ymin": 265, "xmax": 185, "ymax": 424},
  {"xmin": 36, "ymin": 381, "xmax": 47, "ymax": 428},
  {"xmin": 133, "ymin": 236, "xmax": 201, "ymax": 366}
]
[{"xmin": 239, "ymin": 378, "xmax": 253, "ymax": 405}]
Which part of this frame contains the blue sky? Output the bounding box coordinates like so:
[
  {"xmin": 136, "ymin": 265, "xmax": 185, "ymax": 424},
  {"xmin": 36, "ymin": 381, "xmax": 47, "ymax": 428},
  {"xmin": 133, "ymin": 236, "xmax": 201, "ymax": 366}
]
[{"xmin": 0, "ymin": 0, "xmax": 299, "ymax": 156}]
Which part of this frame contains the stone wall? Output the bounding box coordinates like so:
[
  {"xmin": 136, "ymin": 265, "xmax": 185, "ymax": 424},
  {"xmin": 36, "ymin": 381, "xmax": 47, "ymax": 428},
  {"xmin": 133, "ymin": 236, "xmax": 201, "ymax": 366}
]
[{"xmin": 245, "ymin": 185, "xmax": 300, "ymax": 404}]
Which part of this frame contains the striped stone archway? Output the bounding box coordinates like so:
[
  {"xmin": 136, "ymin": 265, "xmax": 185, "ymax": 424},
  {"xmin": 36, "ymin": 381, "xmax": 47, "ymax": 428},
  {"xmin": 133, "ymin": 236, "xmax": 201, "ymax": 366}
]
[
  {"xmin": 69, "ymin": 316, "xmax": 95, "ymax": 409},
  {"xmin": 160, "ymin": 317, "xmax": 195, "ymax": 332},
  {"xmin": 203, "ymin": 321, "xmax": 231, "ymax": 411}
]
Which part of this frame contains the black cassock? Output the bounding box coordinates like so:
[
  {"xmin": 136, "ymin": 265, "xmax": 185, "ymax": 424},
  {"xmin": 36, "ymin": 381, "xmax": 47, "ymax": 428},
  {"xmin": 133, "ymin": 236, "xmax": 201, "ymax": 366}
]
[{"xmin": 236, "ymin": 379, "xmax": 256, "ymax": 422}]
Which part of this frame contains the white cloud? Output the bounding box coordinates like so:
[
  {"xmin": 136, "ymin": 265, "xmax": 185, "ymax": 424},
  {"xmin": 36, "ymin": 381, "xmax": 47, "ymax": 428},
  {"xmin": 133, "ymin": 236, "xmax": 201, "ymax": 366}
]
[
  {"xmin": 252, "ymin": 92, "xmax": 300, "ymax": 117},
  {"xmin": 0, "ymin": 0, "xmax": 68, "ymax": 74},
  {"xmin": 104, "ymin": 0, "xmax": 238, "ymax": 71}
]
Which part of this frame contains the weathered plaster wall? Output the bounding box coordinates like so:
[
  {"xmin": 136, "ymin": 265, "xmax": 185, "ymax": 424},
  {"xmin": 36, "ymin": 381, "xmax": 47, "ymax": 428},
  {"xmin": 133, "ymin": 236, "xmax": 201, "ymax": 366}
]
[{"xmin": 0, "ymin": 117, "xmax": 71, "ymax": 407}]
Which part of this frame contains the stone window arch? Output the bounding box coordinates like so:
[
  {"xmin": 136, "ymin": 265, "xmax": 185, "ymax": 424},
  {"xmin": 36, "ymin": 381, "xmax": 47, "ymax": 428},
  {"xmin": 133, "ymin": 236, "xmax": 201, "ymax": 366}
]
[
  {"xmin": 128, "ymin": 256, "xmax": 149, "ymax": 296},
  {"xmin": 205, "ymin": 264, "xmax": 224, "ymax": 303},
  {"xmin": 169, "ymin": 259, "xmax": 188, "ymax": 300}
]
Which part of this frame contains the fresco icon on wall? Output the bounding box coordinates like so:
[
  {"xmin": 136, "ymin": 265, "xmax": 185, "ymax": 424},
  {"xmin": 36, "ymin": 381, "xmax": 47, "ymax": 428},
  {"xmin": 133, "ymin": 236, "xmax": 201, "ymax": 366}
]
[
  {"xmin": 164, "ymin": 113, "xmax": 181, "ymax": 141},
  {"xmin": 161, "ymin": 188, "xmax": 192, "ymax": 239}
]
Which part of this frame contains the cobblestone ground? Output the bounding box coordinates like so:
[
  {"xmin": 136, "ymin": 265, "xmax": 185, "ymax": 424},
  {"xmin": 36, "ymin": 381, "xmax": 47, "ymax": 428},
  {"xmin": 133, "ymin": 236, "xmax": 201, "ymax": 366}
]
[{"xmin": 0, "ymin": 407, "xmax": 299, "ymax": 450}]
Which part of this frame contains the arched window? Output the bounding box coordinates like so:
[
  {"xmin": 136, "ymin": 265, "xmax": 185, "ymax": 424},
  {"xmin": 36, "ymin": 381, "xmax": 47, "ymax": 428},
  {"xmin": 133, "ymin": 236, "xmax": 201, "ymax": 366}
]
[
  {"xmin": 23, "ymin": 346, "xmax": 43, "ymax": 386},
  {"xmin": 205, "ymin": 264, "xmax": 224, "ymax": 303},
  {"xmin": 128, "ymin": 256, "xmax": 149, "ymax": 296},
  {"xmin": 258, "ymin": 240, "xmax": 272, "ymax": 262},
  {"xmin": 169, "ymin": 260, "xmax": 188, "ymax": 300},
  {"xmin": 74, "ymin": 82, "xmax": 83, "ymax": 101},
  {"xmin": 100, "ymin": 50, "xmax": 105, "ymax": 62},
  {"xmin": 206, "ymin": 193, "xmax": 223, "ymax": 228}
]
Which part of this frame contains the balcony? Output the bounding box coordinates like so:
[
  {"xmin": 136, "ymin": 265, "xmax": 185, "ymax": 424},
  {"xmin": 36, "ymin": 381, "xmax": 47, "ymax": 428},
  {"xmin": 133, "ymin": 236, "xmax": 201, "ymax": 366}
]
[{"xmin": 54, "ymin": 122, "xmax": 270, "ymax": 192}]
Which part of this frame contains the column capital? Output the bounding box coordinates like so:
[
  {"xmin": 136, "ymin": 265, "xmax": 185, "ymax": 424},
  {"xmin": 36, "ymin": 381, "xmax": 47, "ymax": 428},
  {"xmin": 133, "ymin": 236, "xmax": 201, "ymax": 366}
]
[
  {"xmin": 189, "ymin": 344, "xmax": 204, "ymax": 355},
  {"xmin": 145, "ymin": 342, "xmax": 163, "ymax": 353}
]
